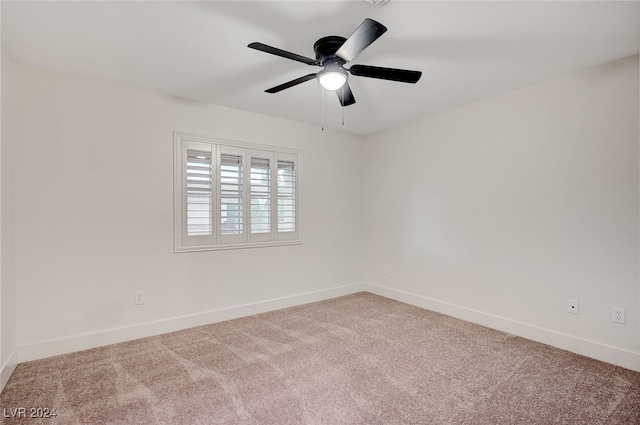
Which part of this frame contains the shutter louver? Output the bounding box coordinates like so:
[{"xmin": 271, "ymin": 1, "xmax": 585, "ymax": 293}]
[
  {"xmin": 250, "ymin": 157, "xmax": 271, "ymax": 234},
  {"xmin": 277, "ymin": 160, "xmax": 296, "ymax": 232},
  {"xmin": 220, "ymin": 154, "xmax": 244, "ymax": 235},
  {"xmin": 186, "ymin": 149, "xmax": 212, "ymax": 237}
]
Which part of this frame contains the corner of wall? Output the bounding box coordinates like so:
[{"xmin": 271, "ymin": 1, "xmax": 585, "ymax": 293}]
[
  {"xmin": 1, "ymin": 348, "xmax": 17, "ymax": 391},
  {"xmin": 1, "ymin": 42, "xmax": 19, "ymax": 393}
]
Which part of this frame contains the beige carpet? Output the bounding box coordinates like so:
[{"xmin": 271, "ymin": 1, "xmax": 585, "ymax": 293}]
[{"xmin": 2, "ymin": 292, "xmax": 639, "ymax": 424}]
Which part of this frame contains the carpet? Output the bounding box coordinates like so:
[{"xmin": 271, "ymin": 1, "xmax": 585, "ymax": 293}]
[{"xmin": 1, "ymin": 292, "xmax": 639, "ymax": 424}]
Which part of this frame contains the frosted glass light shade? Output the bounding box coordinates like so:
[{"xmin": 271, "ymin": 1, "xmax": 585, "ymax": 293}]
[{"xmin": 318, "ymin": 70, "xmax": 347, "ymax": 91}]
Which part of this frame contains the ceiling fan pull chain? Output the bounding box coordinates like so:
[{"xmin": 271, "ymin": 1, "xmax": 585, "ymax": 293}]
[
  {"xmin": 321, "ymin": 87, "xmax": 325, "ymax": 131},
  {"xmin": 341, "ymin": 86, "xmax": 345, "ymax": 126}
]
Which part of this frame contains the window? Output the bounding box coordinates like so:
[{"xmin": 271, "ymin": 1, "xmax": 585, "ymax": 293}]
[{"xmin": 174, "ymin": 132, "xmax": 302, "ymax": 252}]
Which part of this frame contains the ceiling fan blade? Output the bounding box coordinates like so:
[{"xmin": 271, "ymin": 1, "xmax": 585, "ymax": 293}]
[
  {"xmin": 265, "ymin": 73, "xmax": 317, "ymax": 93},
  {"xmin": 335, "ymin": 18, "xmax": 387, "ymax": 63},
  {"xmin": 336, "ymin": 82, "xmax": 356, "ymax": 107},
  {"xmin": 349, "ymin": 65, "xmax": 422, "ymax": 83},
  {"xmin": 248, "ymin": 42, "xmax": 319, "ymax": 66}
]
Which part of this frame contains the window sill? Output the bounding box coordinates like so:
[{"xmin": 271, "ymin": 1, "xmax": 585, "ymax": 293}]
[{"xmin": 174, "ymin": 239, "xmax": 303, "ymax": 253}]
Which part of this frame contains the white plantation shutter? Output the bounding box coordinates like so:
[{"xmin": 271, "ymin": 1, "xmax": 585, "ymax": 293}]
[
  {"xmin": 275, "ymin": 153, "xmax": 299, "ymax": 241},
  {"xmin": 277, "ymin": 160, "xmax": 296, "ymax": 232},
  {"xmin": 250, "ymin": 155, "xmax": 271, "ymax": 237},
  {"xmin": 220, "ymin": 153, "xmax": 243, "ymax": 235},
  {"xmin": 174, "ymin": 132, "xmax": 301, "ymax": 252},
  {"xmin": 177, "ymin": 140, "xmax": 215, "ymax": 247},
  {"xmin": 186, "ymin": 149, "xmax": 213, "ymax": 237}
]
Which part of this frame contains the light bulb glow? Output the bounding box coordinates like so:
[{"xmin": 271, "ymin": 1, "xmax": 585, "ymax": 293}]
[{"xmin": 318, "ymin": 70, "xmax": 347, "ymax": 91}]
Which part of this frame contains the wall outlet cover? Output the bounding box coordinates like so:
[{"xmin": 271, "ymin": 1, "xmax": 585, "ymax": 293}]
[
  {"xmin": 135, "ymin": 291, "xmax": 145, "ymax": 305},
  {"xmin": 568, "ymin": 300, "xmax": 579, "ymax": 315},
  {"xmin": 613, "ymin": 308, "xmax": 626, "ymax": 324}
]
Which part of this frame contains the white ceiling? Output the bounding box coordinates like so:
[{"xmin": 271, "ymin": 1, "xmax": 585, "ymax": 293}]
[{"xmin": 2, "ymin": 1, "xmax": 639, "ymax": 135}]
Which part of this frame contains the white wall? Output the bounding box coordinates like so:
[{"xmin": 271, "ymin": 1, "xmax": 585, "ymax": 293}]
[
  {"xmin": 1, "ymin": 46, "xmax": 18, "ymax": 389},
  {"xmin": 3, "ymin": 51, "xmax": 639, "ymax": 373},
  {"xmin": 364, "ymin": 55, "xmax": 639, "ymax": 369},
  {"xmin": 7, "ymin": 59, "xmax": 365, "ymax": 361}
]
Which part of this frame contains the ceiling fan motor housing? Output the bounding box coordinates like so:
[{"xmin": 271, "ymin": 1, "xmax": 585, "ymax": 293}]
[{"xmin": 314, "ymin": 36, "xmax": 347, "ymax": 66}]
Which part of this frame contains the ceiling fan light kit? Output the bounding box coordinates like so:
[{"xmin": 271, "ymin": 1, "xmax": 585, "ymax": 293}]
[
  {"xmin": 248, "ymin": 18, "xmax": 422, "ymax": 111},
  {"xmin": 317, "ymin": 68, "xmax": 348, "ymax": 91}
]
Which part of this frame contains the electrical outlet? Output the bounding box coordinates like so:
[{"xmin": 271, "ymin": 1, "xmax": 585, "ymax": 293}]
[
  {"xmin": 568, "ymin": 300, "xmax": 579, "ymax": 315},
  {"xmin": 135, "ymin": 291, "xmax": 145, "ymax": 305},
  {"xmin": 613, "ymin": 308, "xmax": 626, "ymax": 324}
]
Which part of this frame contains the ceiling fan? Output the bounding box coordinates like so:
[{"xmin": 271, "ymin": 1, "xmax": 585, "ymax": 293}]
[{"xmin": 248, "ymin": 18, "xmax": 422, "ymax": 107}]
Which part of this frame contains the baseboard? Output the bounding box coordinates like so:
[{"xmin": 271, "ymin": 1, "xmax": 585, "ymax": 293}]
[
  {"xmin": 17, "ymin": 281, "xmax": 638, "ymax": 372},
  {"xmin": 1, "ymin": 348, "xmax": 18, "ymax": 392},
  {"xmin": 364, "ymin": 282, "xmax": 640, "ymax": 372},
  {"xmin": 18, "ymin": 282, "xmax": 368, "ymax": 364}
]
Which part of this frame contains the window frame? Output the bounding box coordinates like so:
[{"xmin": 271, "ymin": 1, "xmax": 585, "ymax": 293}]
[{"xmin": 174, "ymin": 132, "xmax": 302, "ymax": 253}]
